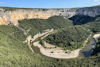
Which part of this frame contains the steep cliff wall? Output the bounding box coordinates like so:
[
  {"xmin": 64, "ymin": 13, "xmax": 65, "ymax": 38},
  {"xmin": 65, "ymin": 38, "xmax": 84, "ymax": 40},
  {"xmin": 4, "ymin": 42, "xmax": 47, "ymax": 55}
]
[
  {"xmin": 0, "ymin": 7, "xmax": 100, "ymax": 26},
  {"xmin": 0, "ymin": 9, "xmax": 59, "ymax": 26},
  {"xmin": 0, "ymin": 8, "xmax": 76, "ymax": 26},
  {"xmin": 75, "ymin": 7, "xmax": 100, "ymax": 17}
]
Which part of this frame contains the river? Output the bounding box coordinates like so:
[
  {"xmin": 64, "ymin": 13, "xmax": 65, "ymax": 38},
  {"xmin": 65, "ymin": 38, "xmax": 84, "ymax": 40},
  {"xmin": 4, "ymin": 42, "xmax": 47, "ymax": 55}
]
[{"xmin": 80, "ymin": 34, "xmax": 100, "ymax": 57}]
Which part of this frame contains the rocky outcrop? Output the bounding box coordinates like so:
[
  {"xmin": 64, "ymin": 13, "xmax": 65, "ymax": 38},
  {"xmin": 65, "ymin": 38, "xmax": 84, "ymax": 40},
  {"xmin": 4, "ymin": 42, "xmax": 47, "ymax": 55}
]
[
  {"xmin": 76, "ymin": 7, "xmax": 100, "ymax": 17},
  {"xmin": 0, "ymin": 9, "xmax": 59, "ymax": 26},
  {"xmin": 0, "ymin": 7, "xmax": 100, "ymax": 26},
  {"xmin": 0, "ymin": 8, "xmax": 76, "ymax": 26}
]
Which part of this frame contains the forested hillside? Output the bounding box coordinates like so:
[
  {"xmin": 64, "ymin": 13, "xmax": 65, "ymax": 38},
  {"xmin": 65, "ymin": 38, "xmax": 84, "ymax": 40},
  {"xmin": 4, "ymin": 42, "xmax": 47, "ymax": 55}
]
[
  {"xmin": 0, "ymin": 25, "xmax": 100, "ymax": 67},
  {"xmin": 82, "ymin": 20, "xmax": 100, "ymax": 33},
  {"xmin": 44, "ymin": 26, "xmax": 90, "ymax": 50},
  {"xmin": 18, "ymin": 16, "xmax": 73, "ymax": 35}
]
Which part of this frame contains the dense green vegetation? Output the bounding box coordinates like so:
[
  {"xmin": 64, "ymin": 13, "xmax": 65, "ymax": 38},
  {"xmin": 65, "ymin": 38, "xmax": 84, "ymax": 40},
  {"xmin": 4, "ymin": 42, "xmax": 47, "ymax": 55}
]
[
  {"xmin": 80, "ymin": 16, "xmax": 100, "ymax": 33},
  {"xmin": 0, "ymin": 24, "xmax": 98, "ymax": 67},
  {"xmin": 19, "ymin": 16, "xmax": 73, "ymax": 35},
  {"xmin": 0, "ymin": 14, "xmax": 100, "ymax": 66},
  {"xmin": 0, "ymin": 25, "xmax": 100, "ymax": 67},
  {"xmin": 44, "ymin": 26, "xmax": 90, "ymax": 50},
  {"xmin": 19, "ymin": 16, "xmax": 92, "ymax": 50},
  {"xmin": 0, "ymin": 25, "xmax": 35, "ymax": 66},
  {"xmin": 69, "ymin": 15, "xmax": 96, "ymax": 25},
  {"xmin": 70, "ymin": 15, "xmax": 100, "ymax": 33},
  {"xmin": 83, "ymin": 22, "xmax": 100, "ymax": 33}
]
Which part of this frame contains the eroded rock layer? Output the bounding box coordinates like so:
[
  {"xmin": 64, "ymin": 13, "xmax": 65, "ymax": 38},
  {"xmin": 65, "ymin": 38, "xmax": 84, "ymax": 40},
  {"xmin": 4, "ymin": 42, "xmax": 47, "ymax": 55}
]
[
  {"xmin": 0, "ymin": 8, "xmax": 76, "ymax": 26},
  {"xmin": 0, "ymin": 7, "xmax": 100, "ymax": 26}
]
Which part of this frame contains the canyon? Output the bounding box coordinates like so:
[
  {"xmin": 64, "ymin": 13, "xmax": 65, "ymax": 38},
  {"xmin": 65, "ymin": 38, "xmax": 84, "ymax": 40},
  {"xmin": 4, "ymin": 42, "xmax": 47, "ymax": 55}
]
[
  {"xmin": 0, "ymin": 5, "xmax": 100, "ymax": 66},
  {"xmin": 0, "ymin": 6, "xmax": 100, "ymax": 26}
]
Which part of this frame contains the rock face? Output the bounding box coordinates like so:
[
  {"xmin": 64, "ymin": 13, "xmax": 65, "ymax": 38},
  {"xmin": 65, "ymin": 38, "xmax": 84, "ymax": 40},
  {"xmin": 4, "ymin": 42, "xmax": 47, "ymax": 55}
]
[
  {"xmin": 75, "ymin": 7, "xmax": 100, "ymax": 17},
  {"xmin": 0, "ymin": 7, "xmax": 100, "ymax": 26},
  {"xmin": 0, "ymin": 8, "xmax": 76, "ymax": 26}
]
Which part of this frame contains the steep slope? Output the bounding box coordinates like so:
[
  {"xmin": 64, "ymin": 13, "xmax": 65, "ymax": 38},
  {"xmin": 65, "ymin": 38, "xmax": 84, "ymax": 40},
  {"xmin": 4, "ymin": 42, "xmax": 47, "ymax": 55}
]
[
  {"xmin": 0, "ymin": 7, "xmax": 76, "ymax": 26},
  {"xmin": 0, "ymin": 6, "xmax": 100, "ymax": 26},
  {"xmin": 0, "ymin": 19, "xmax": 99, "ymax": 67},
  {"xmin": 44, "ymin": 26, "xmax": 90, "ymax": 50},
  {"xmin": 81, "ymin": 16, "xmax": 100, "ymax": 33},
  {"xmin": 75, "ymin": 7, "xmax": 100, "ymax": 17},
  {"xmin": 18, "ymin": 16, "xmax": 73, "ymax": 35},
  {"xmin": 69, "ymin": 7, "xmax": 100, "ymax": 25}
]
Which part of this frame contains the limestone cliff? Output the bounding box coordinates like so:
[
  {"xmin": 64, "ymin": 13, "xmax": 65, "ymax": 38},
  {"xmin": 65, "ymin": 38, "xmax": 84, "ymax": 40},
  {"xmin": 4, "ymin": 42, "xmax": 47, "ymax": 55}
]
[
  {"xmin": 0, "ymin": 6, "xmax": 100, "ymax": 26},
  {"xmin": 75, "ymin": 7, "xmax": 100, "ymax": 17},
  {"xmin": 0, "ymin": 8, "xmax": 76, "ymax": 26},
  {"xmin": 0, "ymin": 8, "xmax": 75, "ymax": 26}
]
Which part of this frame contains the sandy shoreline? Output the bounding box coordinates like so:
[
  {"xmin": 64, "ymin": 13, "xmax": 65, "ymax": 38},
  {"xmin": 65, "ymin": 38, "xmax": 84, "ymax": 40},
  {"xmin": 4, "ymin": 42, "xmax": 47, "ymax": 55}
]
[
  {"xmin": 33, "ymin": 41, "xmax": 81, "ymax": 59},
  {"xmin": 29, "ymin": 29, "xmax": 100, "ymax": 59}
]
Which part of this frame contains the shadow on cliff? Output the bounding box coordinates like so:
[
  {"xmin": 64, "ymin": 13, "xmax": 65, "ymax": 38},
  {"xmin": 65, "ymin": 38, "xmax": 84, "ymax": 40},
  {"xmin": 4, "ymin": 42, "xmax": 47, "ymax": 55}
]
[
  {"xmin": 69, "ymin": 7, "xmax": 100, "ymax": 25},
  {"xmin": 69, "ymin": 15, "xmax": 100, "ymax": 25}
]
